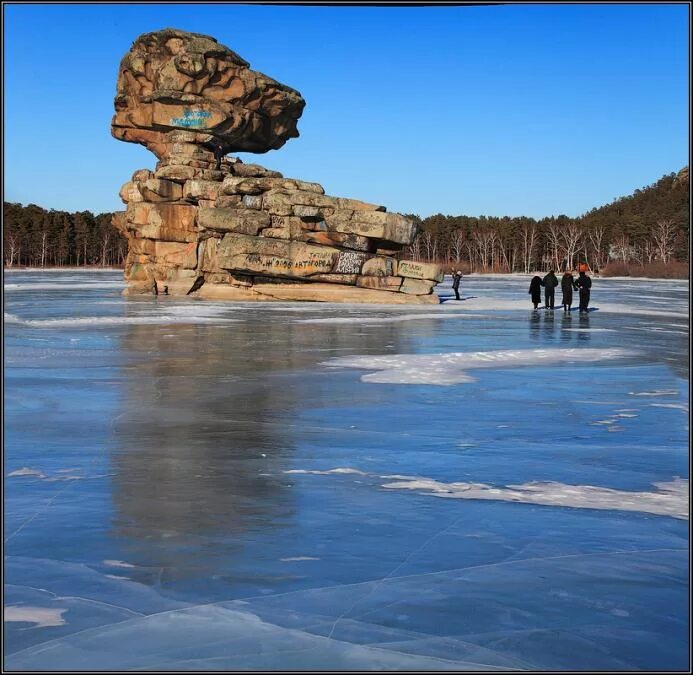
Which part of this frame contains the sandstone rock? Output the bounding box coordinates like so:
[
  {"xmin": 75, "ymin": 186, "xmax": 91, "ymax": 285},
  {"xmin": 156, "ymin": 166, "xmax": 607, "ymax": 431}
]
[
  {"xmin": 119, "ymin": 181, "xmax": 145, "ymax": 204},
  {"xmin": 250, "ymin": 282, "xmax": 438, "ymax": 304},
  {"xmin": 334, "ymin": 250, "xmax": 370, "ymax": 274},
  {"xmin": 230, "ymin": 163, "xmax": 283, "ymax": 178},
  {"xmin": 197, "ymin": 237, "xmax": 220, "ymax": 273},
  {"xmin": 292, "ymin": 205, "xmax": 321, "ymax": 219},
  {"xmin": 309, "ymin": 273, "xmax": 358, "ymax": 285},
  {"xmin": 198, "ymin": 207, "xmax": 270, "ymax": 235},
  {"xmin": 140, "ymin": 178, "xmax": 183, "ymax": 202},
  {"xmin": 241, "ymin": 195, "xmax": 263, "ymax": 209},
  {"xmin": 153, "ymin": 241, "xmax": 198, "ymax": 269},
  {"xmin": 132, "ymin": 168, "xmax": 153, "ymax": 182},
  {"xmin": 302, "ymin": 231, "xmax": 372, "ymax": 252},
  {"xmin": 127, "ymin": 202, "xmax": 197, "ymax": 231},
  {"xmin": 154, "ymin": 164, "xmax": 197, "ymax": 182},
  {"xmin": 396, "ymin": 260, "xmax": 445, "ymax": 282},
  {"xmin": 217, "ymin": 234, "xmax": 341, "ymax": 278},
  {"xmin": 112, "ymin": 29, "xmax": 442, "ymax": 304},
  {"xmin": 325, "ymin": 210, "xmax": 419, "ymax": 246},
  {"xmin": 356, "ymin": 276, "xmax": 402, "ymax": 291},
  {"xmin": 262, "ymin": 190, "xmax": 339, "ymax": 216},
  {"xmin": 112, "ymin": 28, "xmax": 305, "ymax": 158},
  {"xmin": 400, "ymin": 278, "xmax": 436, "ymax": 295},
  {"xmin": 183, "ymin": 180, "xmax": 222, "ymax": 201},
  {"xmin": 214, "ymin": 195, "xmax": 243, "ymax": 208},
  {"xmin": 361, "ymin": 256, "xmax": 396, "ymax": 276}
]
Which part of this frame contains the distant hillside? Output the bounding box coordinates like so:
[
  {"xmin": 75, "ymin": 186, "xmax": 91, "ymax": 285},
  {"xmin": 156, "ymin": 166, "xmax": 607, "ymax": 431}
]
[
  {"xmin": 581, "ymin": 167, "xmax": 689, "ymax": 260},
  {"xmin": 412, "ymin": 168, "xmax": 689, "ymax": 274}
]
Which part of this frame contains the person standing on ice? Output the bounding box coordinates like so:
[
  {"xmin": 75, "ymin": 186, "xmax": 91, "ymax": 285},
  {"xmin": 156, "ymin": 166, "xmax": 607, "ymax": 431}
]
[
  {"xmin": 561, "ymin": 270, "xmax": 574, "ymax": 312},
  {"xmin": 575, "ymin": 270, "xmax": 592, "ymax": 312},
  {"xmin": 528, "ymin": 275, "xmax": 543, "ymax": 310},
  {"xmin": 542, "ymin": 270, "xmax": 559, "ymax": 309},
  {"xmin": 452, "ymin": 270, "xmax": 463, "ymax": 301}
]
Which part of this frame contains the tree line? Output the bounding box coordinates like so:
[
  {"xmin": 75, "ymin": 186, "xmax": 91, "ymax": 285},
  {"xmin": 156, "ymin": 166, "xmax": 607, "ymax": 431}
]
[
  {"xmin": 3, "ymin": 202, "xmax": 127, "ymax": 268},
  {"xmin": 3, "ymin": 168, "xmax": 688, "ymax": 272},
  {"xmin": 403, "ymin": 168, "xmax": 689, "ymax": 273}
]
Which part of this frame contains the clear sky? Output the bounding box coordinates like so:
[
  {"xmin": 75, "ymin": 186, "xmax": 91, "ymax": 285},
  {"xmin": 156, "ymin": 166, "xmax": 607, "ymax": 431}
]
[{"xmin": 3, "ymin": 2, "xmax": 689, "ymax": 219}]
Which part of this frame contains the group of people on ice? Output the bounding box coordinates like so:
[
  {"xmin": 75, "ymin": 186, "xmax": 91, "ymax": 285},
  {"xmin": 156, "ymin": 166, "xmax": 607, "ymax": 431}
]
[
  {"xmin": 529, "ymin": 269, "xmax": 592, "ymax": 312},
  {"xmin": 449, "ymin": 268, "xmax": 592, "ymax": 312}
]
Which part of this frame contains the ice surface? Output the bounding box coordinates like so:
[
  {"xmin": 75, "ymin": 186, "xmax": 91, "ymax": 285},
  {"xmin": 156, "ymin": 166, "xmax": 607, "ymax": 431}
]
[{"xmin": 3, "ymin": 271, "xmax": 688, "ymax": 670}]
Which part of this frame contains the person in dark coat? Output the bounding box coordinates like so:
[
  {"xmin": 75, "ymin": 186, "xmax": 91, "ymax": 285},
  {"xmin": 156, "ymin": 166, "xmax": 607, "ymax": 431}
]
[
  {"xmin": 560, "ymin": 271, "xmax": 574, "ymax": 312},
  {"xmin": 451, "ymin": 270, "xmax": 463, "ymax": 301},
  {"xmin": 542, "ymin": 270, "xmax": 558, "ymax": 309},
  {"xmin": 528, "ymin": 275, "xmax": 543, "ymax": 310},
  {"xmin": 575, "ymin": 270, "xmax": 592, "ymax": 312},
  {"xmin": 212, "ymin": 139, "xmax": 225, "ymax": 171}
]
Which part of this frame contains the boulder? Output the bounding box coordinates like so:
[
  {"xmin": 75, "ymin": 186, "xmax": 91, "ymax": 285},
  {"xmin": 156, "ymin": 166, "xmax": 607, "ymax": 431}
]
[
  {"xmin": 111, "ymin": 28, "xmax": 305, "ymax": 158},
  {"xmin": 397, "ymin": 260, "xmax": 445, "ymax": 282},
  {"xmin": 197, "ymin": 208, "xmax": 270, "ymax": 235},
  {"xmin": 400, "ymin": 278, "xmax": 436, "ymax": 295}
]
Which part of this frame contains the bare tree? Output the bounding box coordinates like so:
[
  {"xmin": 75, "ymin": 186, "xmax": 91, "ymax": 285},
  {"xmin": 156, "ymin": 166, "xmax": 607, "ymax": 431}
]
[
  {"xmin": 450, "ymin": 230, "xmax": 465, "ymax": 263},
  {"xmin": 587, "ymin": 226, "xmax": 606, "ymax": 271},
  {"xmin": 464, "ymin": 240, "xmax": 476, "ymax": 271},
  {"xmin": 472, "ymin": 228, "xmax": 496, "ymax": 270},
  {"xmin": 561, "ymin": 222, "xmax": 583, "ymax": 271},
  {"xmin": 546, "ymin": 221, "xmax": 564, "ymax": 270},
  {"xmin": 520, "ymin": 222, "xmax": 537, "ymax": 273},
  {"xmin": 421, "ymin": 230, "xmax": 435, "ymax": 261},
  {"xmin": 407, "ymin": 233, "xmax": 422, "ymax": 261},
  {"xmin": 5, "ymin": 233, "xmax": 18, "ymax": 267},
  {"xmin": 652, "ymin": 219, "xmax": 676, "ymax": 264},
  {"xmin": 100, "ymin": 232, "xmax": 111, "ymax": 267},
  {"xmin": 40, "ymin": 231, "xmax": 48, "ymax": 268},
  {"xmin": 642, "ymin": 238, "xmax": 657, "ymax": 264},
  {"xmin": 611, "ymin": 234, "xmax": 632, "ymax": 264}
]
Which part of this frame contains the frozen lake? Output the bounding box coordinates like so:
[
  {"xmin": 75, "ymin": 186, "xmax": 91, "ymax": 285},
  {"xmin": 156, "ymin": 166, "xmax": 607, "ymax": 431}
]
[{"xmin": 4, "ymin": 270, "xmax": 689, "ymax": 670}]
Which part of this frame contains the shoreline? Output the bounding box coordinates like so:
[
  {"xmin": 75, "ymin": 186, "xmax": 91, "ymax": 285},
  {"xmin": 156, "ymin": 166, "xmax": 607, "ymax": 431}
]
[
  {"xmin": 3, "ymin": 268, "xmax": 688, "ymax": 282},
  {"xmin": 4, "ymin": 267, "xmax": 124, "ymax": 273}
]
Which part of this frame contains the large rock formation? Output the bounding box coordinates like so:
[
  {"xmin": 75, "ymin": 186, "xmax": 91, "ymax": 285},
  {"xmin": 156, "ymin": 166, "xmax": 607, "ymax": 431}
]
[{"xmin": 112, "ymin": 28, "xmax": 443, "ymax": 303}]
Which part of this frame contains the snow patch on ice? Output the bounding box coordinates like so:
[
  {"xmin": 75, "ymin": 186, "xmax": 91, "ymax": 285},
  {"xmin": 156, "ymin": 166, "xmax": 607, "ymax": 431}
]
[
  {"xmin": 4, "ymin": 606, "xmax": 67, "ymax": 627},
  {"xmin": 103, "ymin": 560, "xmax": 136, "ymax": 569},
  {"xmin": 629, "ymin": 390, "xmax": 679, "ymax": 397},
  {"xmin": 326, "ymin": 348, "xmax": 636, "ymax": 385},
  {"xmin": 283, "ymin": 467, "xmax": 688, "ymax": 520},
  {"xmin": 284, "ymin": 468, "xmax": 368, "ymax": 476},
  {"xmin": 7, "ymin": 467, "xmax": 46, "ymax": 478},
  {"xmin": 380, "ymin": 476, "xmax": 689, "ymax": 520},
  {"xmin": 280, "ymin": 556, "xmax": 320, "ymax": 562},
  {"xmin": 650, "ymin": 403, "xmax": 689, "ymax": 412}
]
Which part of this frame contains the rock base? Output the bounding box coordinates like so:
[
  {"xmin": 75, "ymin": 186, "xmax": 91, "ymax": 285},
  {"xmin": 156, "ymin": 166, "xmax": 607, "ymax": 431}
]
[{"xmin": 114, "ymin": 152, "xmax": 443, "ymax": 304}]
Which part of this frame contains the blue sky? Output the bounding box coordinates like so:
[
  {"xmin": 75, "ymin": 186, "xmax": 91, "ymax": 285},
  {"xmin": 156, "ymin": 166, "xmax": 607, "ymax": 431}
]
[{"xmin": 3, "ymin": 3, "xmax": 689, "ymax": 218}]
